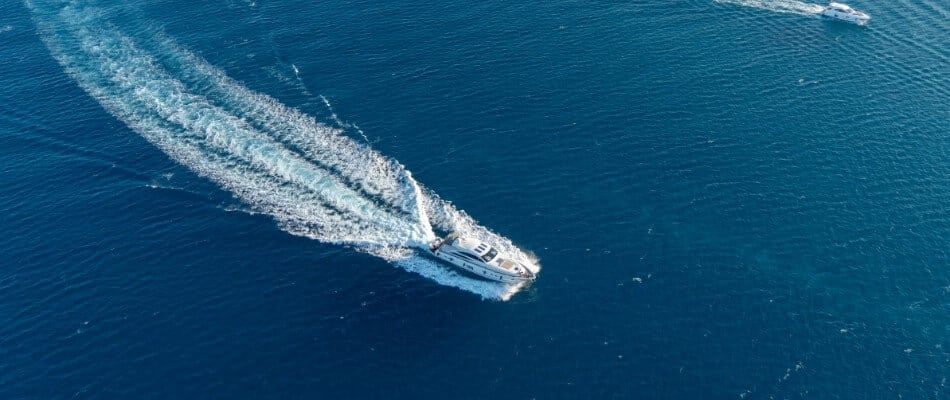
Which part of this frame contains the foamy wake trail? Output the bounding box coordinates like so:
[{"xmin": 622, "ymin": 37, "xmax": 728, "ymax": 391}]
[
  {"xmin": 714, "ymin": 0, "xmax": 825, "ymax": 16},
  {"xmin": 28, "ymin": 0, "xmax": 538, "ymax": 300}
]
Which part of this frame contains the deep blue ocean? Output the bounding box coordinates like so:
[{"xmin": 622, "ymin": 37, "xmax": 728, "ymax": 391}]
[{"xmin": 1, "ymin": 0, "xmax": 947, "ymax": 398}]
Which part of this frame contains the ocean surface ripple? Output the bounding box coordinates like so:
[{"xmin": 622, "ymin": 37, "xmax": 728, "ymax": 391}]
[{"xmin": 1, "ymin": 0, "xmax": 947, "ymax": 399}]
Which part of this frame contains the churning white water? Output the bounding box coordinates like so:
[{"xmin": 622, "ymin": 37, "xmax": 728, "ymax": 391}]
[{"xmin": 28, "ymin": 1, "xmax": 539, "ymax": 300}]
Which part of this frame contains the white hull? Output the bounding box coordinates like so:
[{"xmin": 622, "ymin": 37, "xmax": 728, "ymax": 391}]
[
  {"xmin": 823, "ymin": 11, "xmax": 869, "ymax": 25},
  {"xmin": 431, "ymin": 251, "xmax": 534, "ymax": 283}
]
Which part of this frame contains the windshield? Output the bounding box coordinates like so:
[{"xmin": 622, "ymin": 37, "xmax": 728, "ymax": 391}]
[{"xmin": 481, "ymin": 247, "xmax": 498, "ymax": 262}]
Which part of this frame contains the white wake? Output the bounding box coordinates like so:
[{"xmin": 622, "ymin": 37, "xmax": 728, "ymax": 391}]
[
  {"xmin": 715, "ymin": 0, "xmax": 825, "ymax": 16},
  {"xmin": 28, "ymin": 0, "xmax": 539, "ymax": 300}
]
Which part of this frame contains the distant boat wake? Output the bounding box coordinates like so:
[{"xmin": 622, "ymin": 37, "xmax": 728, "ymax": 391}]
[
  {"xmin": 27, "ymin": 0, "xmax": 538, "ymax": 300},
  {"xmin": 715, "ymin": 0, "xmax": 825, "ymax": 16}
]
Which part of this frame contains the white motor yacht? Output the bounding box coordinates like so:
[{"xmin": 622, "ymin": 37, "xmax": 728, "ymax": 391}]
[
  {"xmin": 429, "ymin": 232, "xmax": 537, "ymax": 283},
  {"xmin": 821, "ymin": 2, "xmax": 870, "ymax": 25}
]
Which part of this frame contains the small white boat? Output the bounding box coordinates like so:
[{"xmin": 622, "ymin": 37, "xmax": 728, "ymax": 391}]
[
  {"xmin": 821, "ymin": 2, "xmax": 870, "ymax": 25},
  {"xmin": 429, "ymin": 232, "xmax": 537, "ymax": 283}
]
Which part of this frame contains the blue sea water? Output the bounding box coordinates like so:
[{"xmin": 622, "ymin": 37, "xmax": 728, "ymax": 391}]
[{"xmin": 1, "ymin": 0, "xmax": 948, "ymax": 398}]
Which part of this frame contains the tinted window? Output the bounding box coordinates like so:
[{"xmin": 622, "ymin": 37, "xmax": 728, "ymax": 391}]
[{"xmin": 481, "ymin": 247, "xmax": 498, "ymax": 262}]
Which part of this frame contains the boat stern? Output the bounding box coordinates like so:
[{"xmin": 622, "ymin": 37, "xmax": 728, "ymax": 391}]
[{"xmin": 429, "ymin": 237, "xmax": 444, "ymax": 252}]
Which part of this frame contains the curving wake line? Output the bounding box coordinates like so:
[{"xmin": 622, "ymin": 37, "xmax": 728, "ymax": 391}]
[
  {"xmin": 28, "ymin": 0, "xmax": 539, "ymax": 300},
  {"xmin": 714, "ymin": 0, "xmax": 825, "ymax": 16}
]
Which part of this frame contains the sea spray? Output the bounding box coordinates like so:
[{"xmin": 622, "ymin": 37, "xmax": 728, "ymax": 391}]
[{"xmin": 714, "ymin": 0, "xmax": 825, "ymax": 16}]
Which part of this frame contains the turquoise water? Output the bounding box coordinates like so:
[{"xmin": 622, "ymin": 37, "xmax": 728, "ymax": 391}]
[{"xmin": 1, "ymin": 0, "xmax": 947, "ymax": 398}]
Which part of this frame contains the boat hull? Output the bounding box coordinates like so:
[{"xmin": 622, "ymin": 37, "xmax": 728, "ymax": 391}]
[
  {"xmin": 431, "ymin": 251, "xmax": 534, "ymax": 284},
  {"xmin": 822, "ymin": 10, "xmax": 870, "ymax": 25}
]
